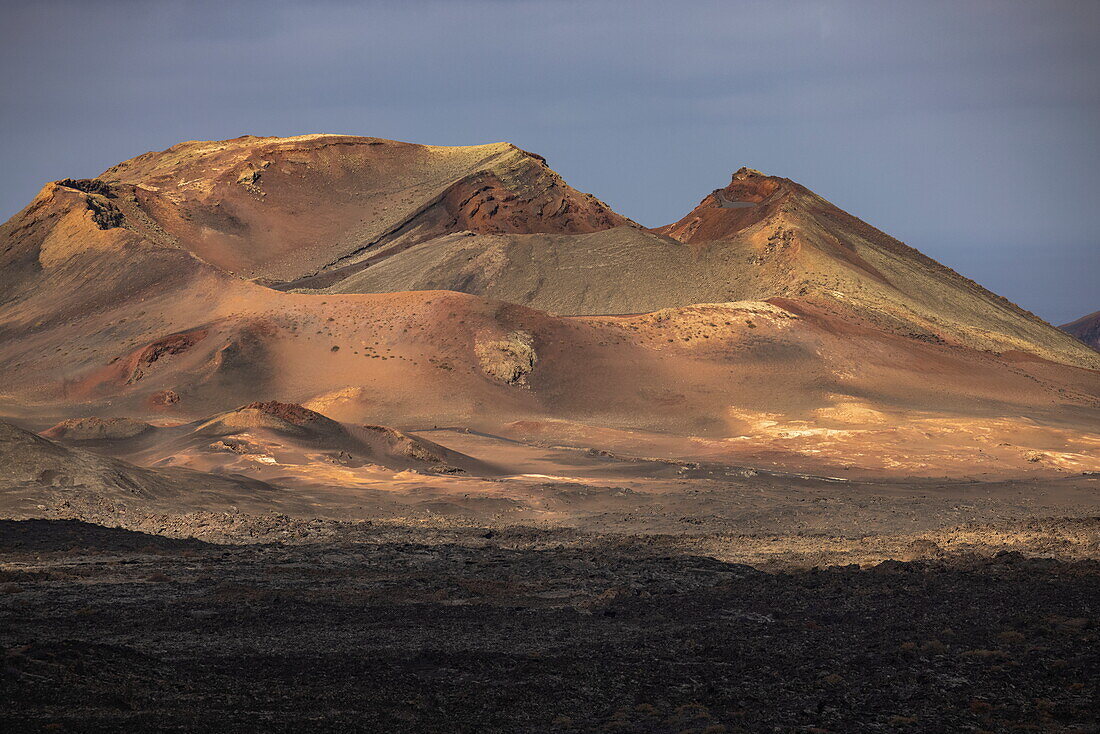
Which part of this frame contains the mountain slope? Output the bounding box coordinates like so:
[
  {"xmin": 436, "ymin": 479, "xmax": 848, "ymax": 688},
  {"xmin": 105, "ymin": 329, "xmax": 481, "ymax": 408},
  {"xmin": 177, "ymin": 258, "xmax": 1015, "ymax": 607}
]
[
  {"xmin": 653, "ymin": 168, "xmax": 1098, "ymax": 368},
  {"xmin": 290, "ymin": 156, "xmax": 1097, "ymax": 369},
  {"xmin": 301, "ymin": 227, "xmax": 712, "ymax": 315},
  {"xmin": 0, "ymin": 419, "xmax": 281, "ymax": 518}
]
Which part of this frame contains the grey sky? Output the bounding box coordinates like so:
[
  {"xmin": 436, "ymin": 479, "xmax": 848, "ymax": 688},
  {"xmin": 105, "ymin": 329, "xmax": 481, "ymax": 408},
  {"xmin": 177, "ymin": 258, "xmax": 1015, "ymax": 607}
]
[{"xmin": 2, "ymin": 0, "xmax": 1097, "ymax": 324}]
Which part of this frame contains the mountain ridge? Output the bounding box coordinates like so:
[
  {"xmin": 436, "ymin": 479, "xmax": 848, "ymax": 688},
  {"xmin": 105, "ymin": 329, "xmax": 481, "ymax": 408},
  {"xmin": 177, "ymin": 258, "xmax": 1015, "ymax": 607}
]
[{"xmin": 19, "ymin": 133, "xmax": 1086, "ymax": 370}]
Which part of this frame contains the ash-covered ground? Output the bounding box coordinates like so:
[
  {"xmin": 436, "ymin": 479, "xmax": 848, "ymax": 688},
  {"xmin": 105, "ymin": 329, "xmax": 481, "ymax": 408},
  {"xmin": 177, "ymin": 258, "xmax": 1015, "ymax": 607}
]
[{"xmin": 2, "ymin": 516, "xmax": 1097, "ymax": 733}]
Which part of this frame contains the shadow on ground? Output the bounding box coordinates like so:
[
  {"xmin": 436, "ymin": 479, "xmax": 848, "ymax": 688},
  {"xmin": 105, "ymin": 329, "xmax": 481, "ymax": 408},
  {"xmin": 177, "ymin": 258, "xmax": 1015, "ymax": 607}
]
[
  {"xmin": 1, "ymin": 520, "xmax": 1097, "ymax": 732},
  {"xmin": 0, "ymin": 519, "xmax": 214, "ymax": 553}
]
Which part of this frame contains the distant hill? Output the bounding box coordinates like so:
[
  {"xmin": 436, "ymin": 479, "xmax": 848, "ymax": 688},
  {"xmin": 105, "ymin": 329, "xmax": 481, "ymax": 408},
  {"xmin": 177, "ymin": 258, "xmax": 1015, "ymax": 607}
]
[{"xmin": 1061, "ymin": 310, "xmax": 1100, "ymax": 350}]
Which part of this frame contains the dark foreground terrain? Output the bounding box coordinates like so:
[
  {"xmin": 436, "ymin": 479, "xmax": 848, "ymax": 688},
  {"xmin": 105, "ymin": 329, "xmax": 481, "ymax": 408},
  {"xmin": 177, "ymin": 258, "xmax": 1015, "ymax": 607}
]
[{"xmin": 2, "ymin": 518, "xmax": 1097, "ymax": 733}]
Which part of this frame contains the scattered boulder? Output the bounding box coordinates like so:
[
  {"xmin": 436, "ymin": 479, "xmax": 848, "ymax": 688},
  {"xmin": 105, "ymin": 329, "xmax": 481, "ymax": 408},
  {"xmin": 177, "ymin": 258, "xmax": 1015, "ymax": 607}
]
[
  {"xmin": 150, "ymin": 389, "xmax": 181, "ymax": 407},
  {"xmin": 237, "ymin": 168, "xmax": 261, "ymax": 186},
  {"xmin": 85, "ymin": 196, "xmax": 124, "ymax": 230}
]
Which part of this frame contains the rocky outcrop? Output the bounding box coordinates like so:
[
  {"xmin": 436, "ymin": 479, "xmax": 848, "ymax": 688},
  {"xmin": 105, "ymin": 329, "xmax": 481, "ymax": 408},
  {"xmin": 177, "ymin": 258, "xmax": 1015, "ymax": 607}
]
[
  {"xmin": 126, "ymin": 330, "xmax": 208, "ymax": 384},
  {"xmin": 475, "ymin": 330, "xmax": 537, "ymax": 385}
]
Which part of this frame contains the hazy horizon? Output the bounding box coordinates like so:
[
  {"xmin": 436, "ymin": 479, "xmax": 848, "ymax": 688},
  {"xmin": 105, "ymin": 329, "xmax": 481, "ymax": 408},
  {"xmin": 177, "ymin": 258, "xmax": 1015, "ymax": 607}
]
[{"xmin": 2, "ymin": 0, "xmax": 1097, "ymax": 324}]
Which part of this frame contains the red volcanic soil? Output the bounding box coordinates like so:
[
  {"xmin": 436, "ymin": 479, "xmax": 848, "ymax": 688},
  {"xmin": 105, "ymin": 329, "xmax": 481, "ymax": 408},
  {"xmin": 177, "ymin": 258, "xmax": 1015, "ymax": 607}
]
[
  {"xmin": 654, "ymin": 167, "xmax": 785, "ymax": 244},
  {"xmin": 126, "ymin": 329, "xmax": 208, "ymax": 384},
  {"xmin": 439, "ymin": 170, "xmax": 627, "ymax": 235}
]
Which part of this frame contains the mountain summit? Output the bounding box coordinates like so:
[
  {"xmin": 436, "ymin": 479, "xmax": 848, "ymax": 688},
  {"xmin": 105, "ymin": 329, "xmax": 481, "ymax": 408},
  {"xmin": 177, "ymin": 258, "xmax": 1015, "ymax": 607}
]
[{"xmin": 93, "ymin": 134, "xmax": 632, "ymax": 284}]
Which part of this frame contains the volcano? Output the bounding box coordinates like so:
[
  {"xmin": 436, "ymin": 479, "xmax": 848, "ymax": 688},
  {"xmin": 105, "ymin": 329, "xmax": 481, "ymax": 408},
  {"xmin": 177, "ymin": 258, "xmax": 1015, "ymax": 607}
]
[{"xmin": 0, "ymin": 134, "xmax": 1097, "ymax": 482}]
